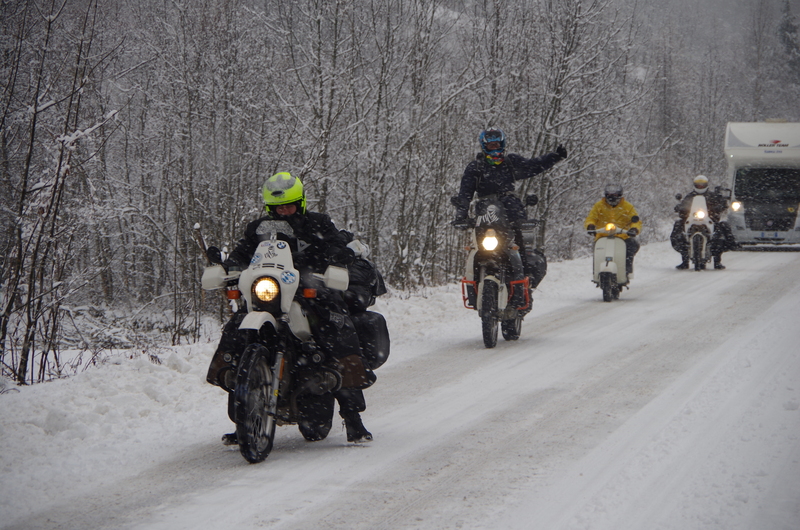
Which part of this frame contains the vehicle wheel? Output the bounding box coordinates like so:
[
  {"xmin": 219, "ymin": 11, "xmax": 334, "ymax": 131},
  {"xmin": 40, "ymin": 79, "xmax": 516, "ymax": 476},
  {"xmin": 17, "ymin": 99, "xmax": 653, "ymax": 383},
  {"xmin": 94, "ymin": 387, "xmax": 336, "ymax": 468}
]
[
  {"xmin": 481, "ymin": 280, "xmax": 498, "ymax": 348},
  {"xmin": 234, "ymin": 344, "xmax": 277, "ymax": 463},
  {"xmin": 600, "ymin": 272, "xmax": 615, "ymax": 302},
  {"xmin": 502, "ymin": 315, "xmax": 522, "ymax": 341},
  {"xmin": 692, "ymin": 235, "xmax": 704, "ymax": 271},
  {"xmin": 297, "ymin": 392, "xmax": 335, "ymax": 441}
]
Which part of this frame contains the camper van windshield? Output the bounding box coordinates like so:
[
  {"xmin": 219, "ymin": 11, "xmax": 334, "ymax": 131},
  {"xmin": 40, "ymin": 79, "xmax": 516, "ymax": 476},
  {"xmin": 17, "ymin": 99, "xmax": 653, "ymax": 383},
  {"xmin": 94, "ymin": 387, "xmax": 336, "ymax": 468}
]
[{"xmin": 735, "ymin": 168, "xmax": 800, "ymax": 203}]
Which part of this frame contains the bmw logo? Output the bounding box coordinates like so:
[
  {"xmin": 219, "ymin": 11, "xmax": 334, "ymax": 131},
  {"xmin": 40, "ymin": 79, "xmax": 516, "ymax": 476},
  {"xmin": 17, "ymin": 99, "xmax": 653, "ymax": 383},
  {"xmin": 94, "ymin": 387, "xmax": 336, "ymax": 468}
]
[{"xmin": 277, "ymin": 241, "xmax": 287, "ymax": 249}]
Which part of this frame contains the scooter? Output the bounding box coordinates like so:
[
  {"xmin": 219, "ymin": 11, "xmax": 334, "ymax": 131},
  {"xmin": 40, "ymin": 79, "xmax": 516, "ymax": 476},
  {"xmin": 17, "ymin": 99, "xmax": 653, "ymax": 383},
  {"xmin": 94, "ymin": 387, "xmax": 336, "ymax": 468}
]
[{"xmin": 590, "ymin": 218, "xmax": 638, "ymax": 302}]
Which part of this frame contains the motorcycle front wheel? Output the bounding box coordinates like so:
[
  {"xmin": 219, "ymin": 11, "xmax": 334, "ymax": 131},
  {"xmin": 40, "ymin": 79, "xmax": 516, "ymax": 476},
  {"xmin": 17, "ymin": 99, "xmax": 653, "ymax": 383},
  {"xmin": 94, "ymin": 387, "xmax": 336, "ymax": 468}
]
[
  {"xmin": 234, "ymin": 343, "xmax": 277, "ymax": 463},
  {"xmin": 599, "ymin": 272, "xmax": 616, "ymax": 302},
  {"xmin": 691, "ymin": 234, "xmax": 705, "ymax": 271},
  {"xmin": 481, "ymin": 279, "xmax": 499, "ymax": 348}
]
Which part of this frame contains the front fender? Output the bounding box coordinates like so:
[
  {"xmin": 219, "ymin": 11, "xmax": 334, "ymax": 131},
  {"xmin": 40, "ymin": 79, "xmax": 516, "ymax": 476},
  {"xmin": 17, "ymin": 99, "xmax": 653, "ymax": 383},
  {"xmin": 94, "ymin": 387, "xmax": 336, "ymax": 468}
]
[
  {"xmin": 599, "ymin": 260, "xmax": 618, "ymax": 275},
  {"xmin": 239, "ymin": 311, "xmax": 278, "ymax": 331}
]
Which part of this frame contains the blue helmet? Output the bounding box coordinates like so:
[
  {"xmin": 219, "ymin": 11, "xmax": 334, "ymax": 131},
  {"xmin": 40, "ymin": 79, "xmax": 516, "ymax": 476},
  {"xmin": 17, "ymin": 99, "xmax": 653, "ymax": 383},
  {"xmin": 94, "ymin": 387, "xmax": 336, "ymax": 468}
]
[{"xmin": 479, "ymin": 128, "xmax": 506, "ymax": 164}]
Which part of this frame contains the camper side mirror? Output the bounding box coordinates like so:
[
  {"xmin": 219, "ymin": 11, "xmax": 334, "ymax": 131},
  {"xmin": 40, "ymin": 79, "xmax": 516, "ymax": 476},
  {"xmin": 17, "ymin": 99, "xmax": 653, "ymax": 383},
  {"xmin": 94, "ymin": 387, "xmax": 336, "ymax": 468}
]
[
  {"xmin": 715, "ymin": 186, "xmax": 732, "ymax": 199},
  {"xmin": 525, "ymin": 194, "xmax": 539, "ymax": 206}
]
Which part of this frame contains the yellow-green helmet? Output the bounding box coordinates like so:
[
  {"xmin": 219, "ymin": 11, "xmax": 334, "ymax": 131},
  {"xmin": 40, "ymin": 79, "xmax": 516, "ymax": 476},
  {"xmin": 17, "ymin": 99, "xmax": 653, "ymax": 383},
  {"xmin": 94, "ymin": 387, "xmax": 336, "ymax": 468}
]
[{"xmin": 262, "ymin": 172, "xmax": 306, "ymax": 213}]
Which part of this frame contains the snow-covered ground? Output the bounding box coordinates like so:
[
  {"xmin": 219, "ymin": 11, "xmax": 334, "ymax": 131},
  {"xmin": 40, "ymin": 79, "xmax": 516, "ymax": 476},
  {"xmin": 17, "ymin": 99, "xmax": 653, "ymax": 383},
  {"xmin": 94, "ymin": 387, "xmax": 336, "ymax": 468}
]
[{"xmin": 1, "ymin": 241, "xmax": 799, "ymax": 530}]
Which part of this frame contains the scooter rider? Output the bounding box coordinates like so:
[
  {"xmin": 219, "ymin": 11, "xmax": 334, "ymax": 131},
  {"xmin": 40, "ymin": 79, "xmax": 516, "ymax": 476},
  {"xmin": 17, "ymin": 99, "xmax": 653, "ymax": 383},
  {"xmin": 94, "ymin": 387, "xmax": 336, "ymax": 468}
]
[
  {"xmin": 206, "ymin": 172, "xmax": 375, "ymax": 444},
  {"xmin": 584, "ymin": 184, "xmax": 642, "ymax": 276},
  {"xmin": 670, "ymin": 175, "xmax": 737, "ymax": 270},
  {"xmin": 452, "ymin": 128, "xmax": 566, "ymax": 289}
]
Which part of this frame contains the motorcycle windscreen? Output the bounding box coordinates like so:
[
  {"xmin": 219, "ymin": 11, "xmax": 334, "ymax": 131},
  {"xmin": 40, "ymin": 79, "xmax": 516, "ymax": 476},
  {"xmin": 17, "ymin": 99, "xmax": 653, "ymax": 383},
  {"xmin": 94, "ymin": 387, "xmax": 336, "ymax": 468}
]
[{"xmin": 255, "ymin": 220, "xmax": 297, "ymax": 249}]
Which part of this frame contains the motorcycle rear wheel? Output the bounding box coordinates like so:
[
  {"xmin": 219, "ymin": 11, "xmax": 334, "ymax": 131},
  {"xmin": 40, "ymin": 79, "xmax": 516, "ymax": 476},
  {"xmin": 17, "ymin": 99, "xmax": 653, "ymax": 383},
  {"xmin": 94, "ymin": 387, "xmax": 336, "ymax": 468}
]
[
  {"xmin": 481, "ymin": 280, "xmax": 499, "ymax": 348},
  {"xmin": 501, "ymin": 315, "xmax": 522, "ymax": 341},
  {"xmin": 234, "ymin": 344, "xmax": 277, "ymax": 463}
]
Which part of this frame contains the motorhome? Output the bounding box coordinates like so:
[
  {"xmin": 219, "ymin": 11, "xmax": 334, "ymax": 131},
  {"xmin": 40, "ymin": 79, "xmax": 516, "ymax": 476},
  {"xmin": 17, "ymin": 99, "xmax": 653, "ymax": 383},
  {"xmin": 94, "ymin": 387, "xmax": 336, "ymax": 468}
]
[{"xmin": 724, "ymin": 121, "xmax": 800, "ymax": 245}]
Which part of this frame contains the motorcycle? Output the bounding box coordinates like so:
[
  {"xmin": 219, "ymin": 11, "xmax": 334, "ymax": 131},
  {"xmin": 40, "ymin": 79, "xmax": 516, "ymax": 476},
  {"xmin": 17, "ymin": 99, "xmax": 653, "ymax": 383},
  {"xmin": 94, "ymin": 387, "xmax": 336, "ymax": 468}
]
[
  {"xmin": 201, "ymin": 220, "xmax": 355, "ymax": 463},
  {"xmin": 590, "ymin": 218, "xmax": 638, "ymax": 302},
  {"xmin": 452, "ymin": 194, "xmax": 540, "ymax": 348},
  {"xmin": 675, "ymin": 192, "xmax": 713, "ymax": 271}
]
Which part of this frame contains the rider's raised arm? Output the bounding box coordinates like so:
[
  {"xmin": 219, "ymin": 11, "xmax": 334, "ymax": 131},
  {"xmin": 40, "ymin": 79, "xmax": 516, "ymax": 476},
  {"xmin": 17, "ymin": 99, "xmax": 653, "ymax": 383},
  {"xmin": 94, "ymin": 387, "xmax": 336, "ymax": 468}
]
[{"xmin": 508, "ymin": 150, "xmax": 565, "ymax": 181}]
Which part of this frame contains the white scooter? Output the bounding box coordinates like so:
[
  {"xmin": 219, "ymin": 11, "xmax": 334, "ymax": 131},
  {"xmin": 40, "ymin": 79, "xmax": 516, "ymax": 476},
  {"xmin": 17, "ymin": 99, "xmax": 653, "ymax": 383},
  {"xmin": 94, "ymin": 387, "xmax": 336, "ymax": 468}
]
[
  {"xmin": 676, "ymin": 193, "xmax": 713, "ymax": 271},
  {"xmin": 590, "ymin": 218, "xmax": 638, "ymax": 302}
]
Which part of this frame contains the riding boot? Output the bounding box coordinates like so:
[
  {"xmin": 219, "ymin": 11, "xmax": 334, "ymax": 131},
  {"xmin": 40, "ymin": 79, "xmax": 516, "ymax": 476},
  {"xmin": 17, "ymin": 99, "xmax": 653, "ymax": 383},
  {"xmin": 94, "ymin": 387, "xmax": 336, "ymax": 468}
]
[
  {"xmin": 713, "ymin": 255, "xmax": 725, "ymax": 270},
  {"xmin": 676, "ymin": 252, "xmax": 689, "ymax": 269},
  {"xmin": 340, "ymin": 411, "xmax": 373, "ymax": 443}
]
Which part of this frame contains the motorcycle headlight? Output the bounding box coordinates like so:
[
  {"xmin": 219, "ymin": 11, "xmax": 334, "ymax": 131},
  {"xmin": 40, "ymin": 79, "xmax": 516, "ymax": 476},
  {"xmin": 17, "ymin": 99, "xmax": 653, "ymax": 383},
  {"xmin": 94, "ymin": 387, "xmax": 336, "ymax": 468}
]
[
  {"xmin": 605, "ymin": 223, "xmax": 616, "ymax": 232},
  {"xmin": 253, "ymin": 277, "xmax": 280, "ymax": 303},
  {"xmin": 731, "ymin": 201, "xmax": 742, "ymax": 212},
  {"xmin": 694, "ymin": 210, "xmax": 706, "ymax": 220},
  {"xmin": 482, "ymin": 229, "xmax": 499, "ymax": 251}
]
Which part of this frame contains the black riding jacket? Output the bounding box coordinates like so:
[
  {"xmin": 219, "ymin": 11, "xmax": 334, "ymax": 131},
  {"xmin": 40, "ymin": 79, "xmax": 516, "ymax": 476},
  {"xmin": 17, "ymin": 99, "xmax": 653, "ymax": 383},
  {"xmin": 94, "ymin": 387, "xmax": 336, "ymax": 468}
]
[
  {"xmin": 226, "ymin": 210, "xmax": 354, "ymax": 272},
  {"xmin": 455, "ymin": 152, "xmax": 562, "ymax": 221}
]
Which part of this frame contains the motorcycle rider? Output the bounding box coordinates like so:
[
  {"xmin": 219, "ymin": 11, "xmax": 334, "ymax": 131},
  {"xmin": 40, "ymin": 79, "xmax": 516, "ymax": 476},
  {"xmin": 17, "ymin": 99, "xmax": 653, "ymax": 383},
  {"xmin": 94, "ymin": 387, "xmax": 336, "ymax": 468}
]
[
  {"xmin": 670, "ymin": 175, "xmax": 737, "ymax": 270},
  {"xmin": 584, "ymin": 184, "xmax": 642, "ymax": 276},
  {"xmin": 206, "ymin": 172, "xmax": 375, "ymax": 444},
  {"xmin": 452, "ymin": 128, "xmax": 566, "ymax": 291}
]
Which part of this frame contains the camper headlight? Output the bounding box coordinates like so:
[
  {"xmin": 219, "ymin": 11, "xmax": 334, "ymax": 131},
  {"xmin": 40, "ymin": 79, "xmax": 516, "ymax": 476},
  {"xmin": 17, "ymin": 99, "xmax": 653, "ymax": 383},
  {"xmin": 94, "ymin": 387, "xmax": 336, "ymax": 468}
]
[
  {"xmin": 482, "ymin": 229, "xmax": 499, "ymax": 251},
  {"xmin": 253, "ymin": 277, "xmax": 280, "ymax": 303},
  {"xmin": 731, "ymin": 201, "xmax": 742, "ymax": 212}
]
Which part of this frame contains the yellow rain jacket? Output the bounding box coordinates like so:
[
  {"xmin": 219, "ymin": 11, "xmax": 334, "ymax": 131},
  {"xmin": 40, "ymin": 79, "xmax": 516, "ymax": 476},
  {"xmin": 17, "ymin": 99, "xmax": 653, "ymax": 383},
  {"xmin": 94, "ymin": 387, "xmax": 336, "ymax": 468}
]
[{"xmin": 584, "ymin": 198, "xmax": 642, "ymax": 240}]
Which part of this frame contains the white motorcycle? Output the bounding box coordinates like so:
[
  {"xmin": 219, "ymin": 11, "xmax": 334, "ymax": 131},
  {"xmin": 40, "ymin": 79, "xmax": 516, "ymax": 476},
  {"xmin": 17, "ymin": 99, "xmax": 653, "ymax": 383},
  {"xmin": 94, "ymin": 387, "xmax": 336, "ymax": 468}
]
[
  {"xmin": 590, "ymin": 218, "xmax": 638, "ymax": 302},
  {"xmin": 201, "ymin": 220, "xmax": 351, "ymax": 463},
  {"xmin": 675, "ymin": 193, "xmax": 714, "ymax": 271}
]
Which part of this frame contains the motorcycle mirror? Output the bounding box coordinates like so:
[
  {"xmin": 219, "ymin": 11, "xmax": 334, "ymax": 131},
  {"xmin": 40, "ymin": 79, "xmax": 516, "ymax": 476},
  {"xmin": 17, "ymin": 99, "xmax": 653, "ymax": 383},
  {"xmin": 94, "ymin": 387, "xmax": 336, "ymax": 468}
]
[
  {"xmin": 525, "ymin": 194, "xmax": 539, "ymax": 206},
  {"xmin": 318, "ymin": 265, "xmax": 349, "ymax": 291},
  {"xmin": 206, "ymin": 246, "xmax": 223, "ymax": 265},
  {"xmin": 675, "ymin": 193, "xmax": 683, "ymax": 201},
  {"xmin": 631, "ymin": 215, "xmax": 640, "ymax": 223}
]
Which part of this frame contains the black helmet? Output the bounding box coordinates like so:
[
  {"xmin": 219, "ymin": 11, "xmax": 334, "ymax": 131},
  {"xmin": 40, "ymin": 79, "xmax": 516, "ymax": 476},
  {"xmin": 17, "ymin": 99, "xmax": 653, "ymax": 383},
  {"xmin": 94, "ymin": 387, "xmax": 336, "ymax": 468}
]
[{"xmin": 604, "ymin": 184, "xmax": 623, "ymax": 206}]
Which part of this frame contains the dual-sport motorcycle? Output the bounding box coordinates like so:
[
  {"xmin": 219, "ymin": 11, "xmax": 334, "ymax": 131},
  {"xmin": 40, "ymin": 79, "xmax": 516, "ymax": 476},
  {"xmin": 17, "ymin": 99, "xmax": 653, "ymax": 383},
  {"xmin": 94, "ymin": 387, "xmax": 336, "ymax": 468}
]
[
  {"xmin": 452, "ymin": 194, "xmax": 543, "ymax": 348},
  {"xmin": 674, "ymin": 192, "xmax": 715, "ymax": 271},
  {"xmin": 590, "ymin": 217, "xmax": 638, "ymax": 302},
  {"xmin": 201, "ymin": 220, "xmax": 384, "ymax": 463}
]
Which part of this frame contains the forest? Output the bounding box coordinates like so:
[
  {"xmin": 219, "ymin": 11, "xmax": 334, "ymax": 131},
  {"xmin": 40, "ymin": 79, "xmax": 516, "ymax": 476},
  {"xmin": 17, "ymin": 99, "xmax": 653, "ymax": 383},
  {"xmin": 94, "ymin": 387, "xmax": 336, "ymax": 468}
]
[{"xmin": 2, "ymin": 0, "xmax": 799, "ymax": 384}]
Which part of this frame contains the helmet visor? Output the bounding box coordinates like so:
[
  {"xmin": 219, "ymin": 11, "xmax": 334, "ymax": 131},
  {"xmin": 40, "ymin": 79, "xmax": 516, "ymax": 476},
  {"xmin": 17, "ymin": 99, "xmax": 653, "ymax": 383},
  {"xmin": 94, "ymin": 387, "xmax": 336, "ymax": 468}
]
[{"xmin": 483, "ymin": 141, "xmax": 503, "ymax": 152}]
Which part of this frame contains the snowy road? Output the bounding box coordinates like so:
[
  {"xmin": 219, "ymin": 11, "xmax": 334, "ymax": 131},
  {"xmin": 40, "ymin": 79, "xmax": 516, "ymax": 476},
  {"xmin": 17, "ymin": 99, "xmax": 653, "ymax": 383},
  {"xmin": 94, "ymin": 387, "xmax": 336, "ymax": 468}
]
[{"xmin": 2, "ymin": 243, "xmax": 799, "ymax": 529}]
